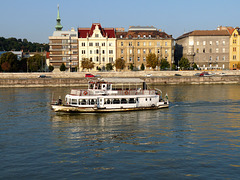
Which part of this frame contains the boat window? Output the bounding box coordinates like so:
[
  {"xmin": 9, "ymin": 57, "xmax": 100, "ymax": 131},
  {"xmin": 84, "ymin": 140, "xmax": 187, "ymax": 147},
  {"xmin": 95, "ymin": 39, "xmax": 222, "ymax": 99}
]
[
  {"xmin": 150, "ymin": 98, "xmax": 151, "ymax": 101},
  {"xmin": 107, "ymin": 84, "xmax": 111, "ymax": 90},
  {"xmin": 129, "ymin": 98, "xmax": 136, "ymax": 104},
  {"xmin": 81, "ymin": 99, "xmax": 86, "ymax": 105},
  {"xmin": 113, "ymin": 99, "xmax": 120, "ymax": 104},
  {"xmin": 121, "ymin": 98, "xmax": 127, "ymax": 104},
  {"xmin": 71, "ymin": 99, "xmax": 77, "ymax": 105},
  {"xmin": 145, "ymin": 98, "xmax": 147, "ymax": 101},
  {"xmin": 91, "ymin": 99, "xmax": 95, "ymax": 105},
  {"xmin": 90, "ymin": 84, "xmax": 94, "ymax": 89}
]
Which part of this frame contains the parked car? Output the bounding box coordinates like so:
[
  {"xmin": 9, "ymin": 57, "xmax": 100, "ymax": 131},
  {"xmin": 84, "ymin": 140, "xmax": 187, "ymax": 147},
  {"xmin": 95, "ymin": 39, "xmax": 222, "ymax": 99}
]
[
  {"xmin": 38, "ymin": 74, "xmax": 47, "ymax": 78},
  {"xmin": 175, "ymin": 74, "xmax": 182, "ymax": 76},
  {"xmin": 194, "ymin": 73, "xmax": 201, "ymax": 76},
  {"xmin": 145, "ymin": 74, "xmax": 152, "ymax": 77},
  {"xmin": 199, "ymin": 72, "xmax": 212, "ymax": 77},
  {"xmin": 85, "ymin": 74, "xmax": 95, "ymax": 78}
]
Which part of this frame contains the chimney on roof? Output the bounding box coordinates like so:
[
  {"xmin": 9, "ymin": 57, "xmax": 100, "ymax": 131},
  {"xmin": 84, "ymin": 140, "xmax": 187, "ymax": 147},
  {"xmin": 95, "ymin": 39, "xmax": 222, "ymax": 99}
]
[{"xmin": 159, "ymin": 29, "xmax": 162, "ymax": 32}]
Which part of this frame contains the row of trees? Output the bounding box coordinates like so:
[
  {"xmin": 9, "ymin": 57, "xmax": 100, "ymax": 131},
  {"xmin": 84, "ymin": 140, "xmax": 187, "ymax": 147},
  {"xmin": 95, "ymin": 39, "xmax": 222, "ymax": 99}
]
[
  {"xmin": 0, "ymin": 52, "xmax": 53, "ymax": 72},
  {"xmin": 0, "ymin": 37, "xmax": 49, "ymax": 52}
]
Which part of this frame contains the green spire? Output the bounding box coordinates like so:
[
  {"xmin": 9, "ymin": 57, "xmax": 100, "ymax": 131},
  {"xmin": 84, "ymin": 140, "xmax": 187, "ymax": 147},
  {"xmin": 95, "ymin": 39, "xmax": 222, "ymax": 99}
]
[{"xmin": 55, "ymin": 5, "xmax": 63, "ymax": 31}]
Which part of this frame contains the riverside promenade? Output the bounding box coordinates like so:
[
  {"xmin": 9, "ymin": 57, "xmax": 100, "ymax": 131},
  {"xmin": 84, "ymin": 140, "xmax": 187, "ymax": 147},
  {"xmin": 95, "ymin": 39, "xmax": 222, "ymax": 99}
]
[{"xmin": 0, "ymin": 70, "xmax": 240, "ymax": 87}]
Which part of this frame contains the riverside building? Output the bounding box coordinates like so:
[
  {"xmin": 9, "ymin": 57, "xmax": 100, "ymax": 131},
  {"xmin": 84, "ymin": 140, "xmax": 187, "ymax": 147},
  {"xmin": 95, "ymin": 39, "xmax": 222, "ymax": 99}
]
[
  {"xmin": 49, "ymin": 6, "xmax": 79, "ymax": 72},
  {"xmin": 78, "ymin": 23, "xmax": 116, "ymax": 71},
  {"xmin": 175, "ymin": 27, "xmax": 231, "ymax": 70},
  {"xmin": 229, "ymin": 27, "xmax": 240, "ymax": 70},
  {"xmin": 115, "ymin": 26, "xmax": 174, "ymax": 70}
]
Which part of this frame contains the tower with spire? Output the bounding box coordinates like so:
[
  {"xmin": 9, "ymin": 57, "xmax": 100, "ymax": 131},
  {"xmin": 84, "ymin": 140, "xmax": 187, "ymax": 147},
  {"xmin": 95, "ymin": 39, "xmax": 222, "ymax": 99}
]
[{"xmin": 55, "ymin": 5, "xmax": 63, "ymax": 31}]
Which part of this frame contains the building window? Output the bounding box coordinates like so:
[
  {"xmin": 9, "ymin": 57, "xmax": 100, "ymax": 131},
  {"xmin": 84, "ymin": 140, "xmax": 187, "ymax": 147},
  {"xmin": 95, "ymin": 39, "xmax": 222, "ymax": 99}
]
[
  {"xmin": 102, "ymin": 57, "xmax": 105, "ymax": 62},
  {"xmin": 210, "ymin": 41, "xmax": 212, "ymax": 45},
  {"xmin": 109, "ymin": 57, "xmax": 113, "ymax": 62},
  {"xmin": 95, "ymin": 34, "xmax": 99, "ymax": 38},
  {"xmin": 129, "ymin": 42, "xmax": 132, "ymax": 46},
  {"xmin": 223, "ymin": 41, "xmax": 226, "ymax": 45},
  {"xmin": 120, "ymin": 35, "xmax": 123, "ymax": 39},
  {"xmin": 203, "ymin": 48, "xmax": 205, "ymax": 53},
  {"xmin": 96, "ymin": 56, "xmax": 99, "ymax": 62},
  {"xmin": 82, "ymin": 50, "xmax": 85, "ymax": 54},
  {"xmin": 138, "ymin": 57, "xmax": 140, "ymax": 61},
  {"xmin": 158, "ymin": 49, "xmax": 160, "ymax": 54},
  {"xmin": 137, "ymin": 42, "xmax": 140, "ymax": 46},
  {"xmin": 234, "ymin": 33, "xmax": 238, "ymax": 37},
  {"xmin": 233, "ymin": 55, "xmax": 237, "ymax": 60},
  {"xmin": 109, "ymin": 43, "xmax": 113, "ymax": 46},
  {"xmin": 209, "ymin": 48, "xmax": 212, "ymax": 53},
  {"xmin": 216, "ymin": 41, "xmax": 219, "ymax": 45},
  {"xmin": 216, "ymin": 48, "xmax": 219, "ymax": 53},
  {"xmin": 137, "ymin": 49, "xmax": 140, "ymax": 54},
  {"xmin": 130, "ymin": 49, "xmax": 132, "ymax": 54},
  {"xmin": 165, "ymin": 42, "xmax": 168, "ymax": 46},
  {"xmin": 209, "ymin": 56, "xmax": 212, "ymax": 61},
  {"xmin": 102, "ymin": 50, "xmax": 105, "ymax": 54},
  {"xmin": 143, "ymin": 42, "xmax": 146, "ymax": 46},
  {"xmin": 102, "ymin": 43, "xmax": 105, "ymax": 46},
  {"xmin": 203, "ymin": 41, "xmax": 206, "ymax": 46},
  {"xmin": 95, "ymin": 43, "xmax": 99, "ymax": 46},
  {"xmin": 121, "ymin": 49, "xmax": 123, "ymax": 54},
  {"xmin": 149, "ymin": 35, "xmax": 151, "ymax": 38},
  {"xmin": 89, "ymin": 42, "xmax": 93, "ymax": 46},
  {"xmin": 129, "ymin": 57, "xmax": 132, "ymax": 62},
  {"xmin": 197, "ymin": 41, "xmax": 199, "ymax": 45},
  {"xmin": 223, "ymin": 48, "xmax": 225, "ymax": 53},
  {"xmin": 109, "ymin": 50, "xmax": 113, "ymax": 54},
  {"xmin": 157, "ymin": 42, "xmax": 160, "ymax": 47},
  {"xmin": 216, "ymin": 56, "xmax": 219, "ymax": 61},
  {"xmin": 233, "ymin": 39, "xmax": 237, "ymax": 44},
  {"xmin": 143, "ymin": 49, "xmax": 146, "ymax": 54},
  {"xmin": 233, "ymin": 47, "xmax": 236, "ymax": 52},
  {"xmin": 82, "ymin": 42, "xmax": 85, "ymax": 46},
  {"xmin": 149, "ymin": 49, "xmax": 152, "ymax": 53},
  {"xmin": 96, "ymin": 49, "xmax": 99, "ymax": 54},
  {"xmin": 196, "ymin": 48, "xmax": 199, "ymax": 53},
  {"xmin": 138, "ymin": 35, "xmax": 140, "ymax": 38},
  {"xmin": 222, "ymin": 56, "xmax": 225, "ymax": 61},
  {"xmin": 90, "ymin": 50, "xmax": 92, "ymax": 54},
  {"xmin": 149, "ymin": 42, "xmax": 151, "ymax": 46},
  {"xmin": 143, "ymin": 57, "xmax": 146, "ymax": 61},
  {"xmin": 143, "ymin": 35, "xmax": 146, "ymax": 38},
  {"xmin": 121, "ymin": 42, "xmax": 123, "ymax": 46},
  {"xmin": 165, "ymin": 49, "xmax": 168, "ymax": 54}
]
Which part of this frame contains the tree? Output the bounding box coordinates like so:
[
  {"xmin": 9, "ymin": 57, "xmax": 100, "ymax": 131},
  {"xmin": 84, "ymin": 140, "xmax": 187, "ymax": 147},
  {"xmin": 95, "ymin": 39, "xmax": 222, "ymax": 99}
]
[
  {"xmin": 192, "ymin": 63, "xmax": 198, "ymax": 70},
  {"xmin": 1, "ymin": 62, "xmax": 11, "ymax": 72},
  {"xmin": 28, "ymin": 54, "xmax": 45, "ymax": 72},
  {"xmin": 129, "ymin": 63, "xmax": 134, "ymax": 71},
  {"xmin": 160, "ymin": 58, "xmax": 170, "ymax": 70},
  {"xmin": 81, "ymin": 58, "xmax": 94, "ymax": 71},
  {"xmin": 0, "ymin": 52, "xmax": 19, "ymax": 72},
  {"xmin": 146, "ymin": 53, "xmax": 158, "ymax": 70},
  {"xmin": 48, "ymin": 65, "xmax": 54, "ymax": 72},
  {"xmin": 60, "ymin": 63, "xmax": 66, "ymax": 71},
  {"xmin": 106, "ymin": 63, "xmax": 113, "ymax": 71},
  {"xmin": 179, "ymin": 57, "xmax": 190, "ymax": 70},
  {"xmin": 115, "ymin": 58, "xmax": 125, "ymax": 71},
  {"xmin": 141, "ymin": 63, "xmax": 145, "ymax": 71}
]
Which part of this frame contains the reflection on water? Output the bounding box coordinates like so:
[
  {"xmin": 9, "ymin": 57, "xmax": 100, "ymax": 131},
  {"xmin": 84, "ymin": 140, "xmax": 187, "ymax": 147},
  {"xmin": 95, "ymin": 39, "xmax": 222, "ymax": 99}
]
[{"xmin": 1, "ymin": 85, "xmax": 240, "ymax": 179}]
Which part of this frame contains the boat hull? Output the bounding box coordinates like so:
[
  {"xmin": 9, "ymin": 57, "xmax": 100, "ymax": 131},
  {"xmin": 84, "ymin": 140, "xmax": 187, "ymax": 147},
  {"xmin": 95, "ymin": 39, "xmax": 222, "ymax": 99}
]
[{"xmin": 51, "ymin": 103, "xmax": 169, "ymax": 113}]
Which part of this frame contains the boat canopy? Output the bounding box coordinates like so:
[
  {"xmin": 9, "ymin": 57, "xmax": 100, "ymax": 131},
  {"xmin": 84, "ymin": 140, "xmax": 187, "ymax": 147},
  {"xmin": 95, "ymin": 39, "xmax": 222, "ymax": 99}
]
[{"xmin": 101, "ymin": 78, "xmax": 144, "ymax": 83}]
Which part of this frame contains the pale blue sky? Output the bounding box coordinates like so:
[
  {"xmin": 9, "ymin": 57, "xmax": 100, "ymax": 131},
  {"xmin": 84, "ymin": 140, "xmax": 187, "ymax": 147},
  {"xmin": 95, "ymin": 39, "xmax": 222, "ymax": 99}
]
[{"xmin": 0, "ymin": 0, "xmax": 238, "ymax": 43}]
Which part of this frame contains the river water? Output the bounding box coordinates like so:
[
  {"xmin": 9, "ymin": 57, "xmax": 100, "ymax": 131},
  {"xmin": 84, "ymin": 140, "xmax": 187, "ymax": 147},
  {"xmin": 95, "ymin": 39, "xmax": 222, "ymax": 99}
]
[{"xmin": 1, "ymin": 85, "xmax": 240, "ymax": 179}]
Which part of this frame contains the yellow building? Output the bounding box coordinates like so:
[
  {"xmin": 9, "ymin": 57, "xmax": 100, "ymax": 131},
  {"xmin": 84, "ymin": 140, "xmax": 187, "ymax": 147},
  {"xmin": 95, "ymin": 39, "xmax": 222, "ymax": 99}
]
[
  {"xmin": 116, "ymin": 26, "xmax": 174, "ymax": 70},
  {"xmin": 229, "ymin": 28, "xmax": 240, "ymax": 69}
]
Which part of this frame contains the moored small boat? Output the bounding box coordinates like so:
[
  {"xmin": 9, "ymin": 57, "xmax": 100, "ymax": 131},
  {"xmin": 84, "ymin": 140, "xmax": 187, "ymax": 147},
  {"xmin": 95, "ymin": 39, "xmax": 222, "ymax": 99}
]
[{"xmin": 51, "ymin": 78, "xmax": 169, "ymax": 113}]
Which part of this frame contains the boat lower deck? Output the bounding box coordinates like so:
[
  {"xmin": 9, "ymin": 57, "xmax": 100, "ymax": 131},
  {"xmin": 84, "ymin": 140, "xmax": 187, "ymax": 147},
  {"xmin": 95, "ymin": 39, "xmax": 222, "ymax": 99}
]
[{"xmin": 51, "ymin": 103, "xmax": 169, "ymax": 113}]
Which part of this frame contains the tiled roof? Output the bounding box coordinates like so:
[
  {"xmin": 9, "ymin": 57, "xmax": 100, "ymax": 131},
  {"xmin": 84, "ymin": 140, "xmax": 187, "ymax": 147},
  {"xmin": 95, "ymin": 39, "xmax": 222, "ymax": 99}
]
[
  {"xmin": 190, "ymin": 30, "xmax": 230, "ymax": 36},
  {"xmin": 115, "ymin": 30, "xmax": 172, "ymax": 39},
  {"xmin": 78, "ymin": 23, "xmax": 115, "ymax": 38},
  {"xmin": 176, "ymin": 30, "xmax": 230, "ymax": 40}
]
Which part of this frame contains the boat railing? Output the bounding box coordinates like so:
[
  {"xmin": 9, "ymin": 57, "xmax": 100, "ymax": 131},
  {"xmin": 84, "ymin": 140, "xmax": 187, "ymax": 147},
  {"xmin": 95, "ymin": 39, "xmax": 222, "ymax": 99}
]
[{"xmin": 70, "ymin": 89, "xmax": 156, "ymax": 96}]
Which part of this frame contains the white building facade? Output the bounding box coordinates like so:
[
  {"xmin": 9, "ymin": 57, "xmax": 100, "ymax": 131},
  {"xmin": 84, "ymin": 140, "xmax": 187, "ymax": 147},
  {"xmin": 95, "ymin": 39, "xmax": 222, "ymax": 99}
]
[{"xmin": 78, "ymin": 23, "xmax": 116, "ymax": 71}]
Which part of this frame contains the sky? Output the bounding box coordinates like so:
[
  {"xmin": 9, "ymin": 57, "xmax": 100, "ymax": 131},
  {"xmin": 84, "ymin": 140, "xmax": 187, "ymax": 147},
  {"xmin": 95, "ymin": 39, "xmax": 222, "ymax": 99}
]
[{"xmin": 0, "ymin": 0, "xmax": 239, "ymax": 43}]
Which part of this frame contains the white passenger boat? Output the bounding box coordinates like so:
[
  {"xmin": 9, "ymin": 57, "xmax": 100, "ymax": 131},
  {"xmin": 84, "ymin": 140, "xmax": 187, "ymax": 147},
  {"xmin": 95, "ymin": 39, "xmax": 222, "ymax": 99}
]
[{"xmin": 51, "ymin": 78, "xmax": 169, "ymax": 113}]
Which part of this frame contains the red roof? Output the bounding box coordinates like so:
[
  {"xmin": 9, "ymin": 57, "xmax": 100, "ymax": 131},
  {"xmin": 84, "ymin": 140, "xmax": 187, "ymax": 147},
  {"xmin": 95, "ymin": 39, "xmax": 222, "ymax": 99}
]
[{"xmin": 78, "ymin": 23, "xmax": 115, "ymax": 38}]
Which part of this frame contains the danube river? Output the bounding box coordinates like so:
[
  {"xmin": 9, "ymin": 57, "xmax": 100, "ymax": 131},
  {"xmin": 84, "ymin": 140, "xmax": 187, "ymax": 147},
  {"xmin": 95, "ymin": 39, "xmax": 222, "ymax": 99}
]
[{"xmin": 1, "ymin": 85, "xmax": 240, "ymax": 179}]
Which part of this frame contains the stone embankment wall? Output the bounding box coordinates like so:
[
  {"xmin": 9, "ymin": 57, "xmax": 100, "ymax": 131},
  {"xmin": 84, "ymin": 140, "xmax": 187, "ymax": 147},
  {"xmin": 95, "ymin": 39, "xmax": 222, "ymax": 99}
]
[{"xmin": 0, "ymin": 70, "xmax": 240, "ymax": 87}]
